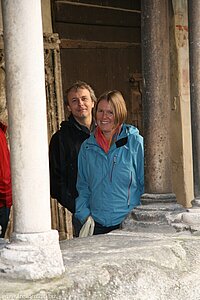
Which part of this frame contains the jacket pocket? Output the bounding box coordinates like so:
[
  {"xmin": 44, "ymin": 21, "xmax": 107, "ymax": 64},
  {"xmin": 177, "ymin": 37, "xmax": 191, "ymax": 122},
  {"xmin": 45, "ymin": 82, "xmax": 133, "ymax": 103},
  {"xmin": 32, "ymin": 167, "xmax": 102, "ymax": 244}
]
[
  {"xmin": 127, "ymin": 172, "xmax": 132, "ymax": 207},
  {"xmin": 110, "ymin": 155, "xmax": 117, "ymax": 182}
]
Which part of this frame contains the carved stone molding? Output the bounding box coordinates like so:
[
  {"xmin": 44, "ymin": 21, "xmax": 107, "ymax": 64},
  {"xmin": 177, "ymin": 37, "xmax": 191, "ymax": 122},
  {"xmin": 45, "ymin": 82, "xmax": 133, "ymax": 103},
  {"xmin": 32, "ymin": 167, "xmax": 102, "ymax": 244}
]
[{"xmin": 44, "ymin": 32, "xmax": 73, "ymax": 240}]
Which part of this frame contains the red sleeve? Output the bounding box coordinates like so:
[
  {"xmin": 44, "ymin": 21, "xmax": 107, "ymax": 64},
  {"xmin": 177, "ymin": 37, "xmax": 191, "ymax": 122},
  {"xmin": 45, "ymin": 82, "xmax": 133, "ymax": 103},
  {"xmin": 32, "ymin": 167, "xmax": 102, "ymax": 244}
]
[{"xmin": 0, "ymin": 129, "xmax": 12, "ymax": 207}]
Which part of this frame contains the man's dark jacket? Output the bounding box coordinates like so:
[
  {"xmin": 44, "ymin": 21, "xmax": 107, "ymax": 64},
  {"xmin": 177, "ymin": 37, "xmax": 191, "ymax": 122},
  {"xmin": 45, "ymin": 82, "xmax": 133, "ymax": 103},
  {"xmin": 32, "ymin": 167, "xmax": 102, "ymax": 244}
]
[{"xmin": 49, "ymin": 114, "xmax": 92, "ymax": 213}]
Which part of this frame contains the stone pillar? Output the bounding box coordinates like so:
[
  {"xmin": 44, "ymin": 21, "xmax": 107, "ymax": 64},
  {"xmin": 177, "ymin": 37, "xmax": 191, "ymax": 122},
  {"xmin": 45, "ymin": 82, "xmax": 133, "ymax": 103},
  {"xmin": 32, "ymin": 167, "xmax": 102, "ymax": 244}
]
[
  {"xmin": 123, "ymin": 0, "xmax": 185, "ymax": 232},
  {"xmin": 0, "ymin": 0, "xmax": 64, "ymax": 279},
  {"xmin": 142, "ymin": 0, "xmax": 172, "ymax": 196}
]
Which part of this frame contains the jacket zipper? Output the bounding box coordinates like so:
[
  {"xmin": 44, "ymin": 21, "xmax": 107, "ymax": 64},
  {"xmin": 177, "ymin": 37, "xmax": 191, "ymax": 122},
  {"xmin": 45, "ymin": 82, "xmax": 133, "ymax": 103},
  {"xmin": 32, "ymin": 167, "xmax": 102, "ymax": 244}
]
[
  {"xmin": 128, "ymin": 172, "xmax": 132, "ymax": 207},
  {"xmin": 110, "ymin": 155, "xmax": 117, "ymax": 182}
]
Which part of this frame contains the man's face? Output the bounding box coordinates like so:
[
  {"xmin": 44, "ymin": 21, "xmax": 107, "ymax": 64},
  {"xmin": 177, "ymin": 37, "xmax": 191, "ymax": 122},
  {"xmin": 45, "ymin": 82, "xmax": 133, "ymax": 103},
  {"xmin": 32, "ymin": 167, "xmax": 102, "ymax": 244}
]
[{"xmin": 67, "ymin": 88, "xmax": 94, "ymax": 122}]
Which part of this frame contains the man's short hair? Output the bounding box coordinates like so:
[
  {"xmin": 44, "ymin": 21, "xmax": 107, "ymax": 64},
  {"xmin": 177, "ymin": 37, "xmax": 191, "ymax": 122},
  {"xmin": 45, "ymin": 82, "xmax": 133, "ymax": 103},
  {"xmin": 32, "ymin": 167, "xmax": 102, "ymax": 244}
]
[{"xmin": 64, "ymin": 81, "xmax": 97, "ymax": 105}]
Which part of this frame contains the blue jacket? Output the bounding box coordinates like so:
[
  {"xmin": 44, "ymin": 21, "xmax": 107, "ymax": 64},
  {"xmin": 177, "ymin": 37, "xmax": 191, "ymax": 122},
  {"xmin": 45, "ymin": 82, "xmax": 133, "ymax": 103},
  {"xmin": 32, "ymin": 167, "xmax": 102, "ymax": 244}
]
[{"xmin": 75, "ymin": 124, "xmax": 144, "ymax": 227}]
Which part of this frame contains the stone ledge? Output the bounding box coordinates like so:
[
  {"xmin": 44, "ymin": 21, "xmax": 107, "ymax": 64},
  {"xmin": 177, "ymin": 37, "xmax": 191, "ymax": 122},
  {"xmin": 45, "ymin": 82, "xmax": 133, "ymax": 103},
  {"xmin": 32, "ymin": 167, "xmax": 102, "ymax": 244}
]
[{"xmin": 0, "ymin": 230, "xmax": 200, "ymax": 299}]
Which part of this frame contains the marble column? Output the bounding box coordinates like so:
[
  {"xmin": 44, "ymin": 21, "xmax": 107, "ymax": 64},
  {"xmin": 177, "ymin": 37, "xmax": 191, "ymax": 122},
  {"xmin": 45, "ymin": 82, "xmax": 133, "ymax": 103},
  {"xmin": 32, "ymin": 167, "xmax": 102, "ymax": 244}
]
[
  {"xmin": 0, "ymin": 0, "xmax": 64, "ymax": 279},
  {"xmin": 123, "ymin": 0, "xmax": 184, "ymax": 232}
]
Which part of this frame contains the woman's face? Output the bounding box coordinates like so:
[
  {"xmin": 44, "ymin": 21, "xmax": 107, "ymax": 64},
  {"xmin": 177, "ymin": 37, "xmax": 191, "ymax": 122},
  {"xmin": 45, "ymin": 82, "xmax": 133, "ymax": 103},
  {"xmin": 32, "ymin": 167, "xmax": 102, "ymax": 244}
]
[{"xmin": 96, "ymin": 99, "xmax": 116, "ymax": 136}]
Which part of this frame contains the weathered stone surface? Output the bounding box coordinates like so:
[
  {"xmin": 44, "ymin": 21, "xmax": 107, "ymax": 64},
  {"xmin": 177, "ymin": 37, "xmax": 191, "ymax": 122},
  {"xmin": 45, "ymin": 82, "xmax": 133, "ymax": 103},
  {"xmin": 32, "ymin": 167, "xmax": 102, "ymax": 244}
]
[
  {"xmin": 122, "ymin": 203, "xmax": 186, "ymax": 234},
  {"xmin": 0, "ymin": 230, "xmax": 64, "ymax": 280},
  {"xmin": 1, "ymin": 230, "xmax": 200, "ymax": 299}
]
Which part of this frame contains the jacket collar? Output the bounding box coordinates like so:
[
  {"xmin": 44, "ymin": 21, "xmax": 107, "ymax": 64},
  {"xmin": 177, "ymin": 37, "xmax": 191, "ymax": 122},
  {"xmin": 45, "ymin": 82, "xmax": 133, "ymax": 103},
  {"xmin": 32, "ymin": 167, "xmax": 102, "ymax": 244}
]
[{"xmin": 68, "ymin": 114, "xmax": 95, "ymax": 134}]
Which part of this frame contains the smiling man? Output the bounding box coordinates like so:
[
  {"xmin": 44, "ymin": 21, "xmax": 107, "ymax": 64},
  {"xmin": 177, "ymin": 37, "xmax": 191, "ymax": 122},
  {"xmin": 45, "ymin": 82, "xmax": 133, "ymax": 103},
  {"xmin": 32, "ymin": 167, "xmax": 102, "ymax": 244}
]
[{"xmin": 49, "ymin": 81, "xmax": 96, "ymax": 237}]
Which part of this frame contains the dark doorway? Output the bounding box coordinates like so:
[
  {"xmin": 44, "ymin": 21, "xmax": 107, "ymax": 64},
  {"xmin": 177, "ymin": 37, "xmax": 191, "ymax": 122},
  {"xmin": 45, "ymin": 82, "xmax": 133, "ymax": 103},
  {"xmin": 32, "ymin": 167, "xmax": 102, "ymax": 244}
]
[{"xmin": 51, "ymin": 0, "xmax": 142, "ymax": 131}]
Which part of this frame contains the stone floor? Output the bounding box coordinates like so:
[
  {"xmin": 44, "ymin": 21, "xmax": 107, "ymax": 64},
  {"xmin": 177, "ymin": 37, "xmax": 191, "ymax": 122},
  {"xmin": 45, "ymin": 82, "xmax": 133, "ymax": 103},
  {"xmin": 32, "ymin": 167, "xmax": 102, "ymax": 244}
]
[{"xmin": 0, "ymin": 229, "xmax": 200, "ymax": 300}]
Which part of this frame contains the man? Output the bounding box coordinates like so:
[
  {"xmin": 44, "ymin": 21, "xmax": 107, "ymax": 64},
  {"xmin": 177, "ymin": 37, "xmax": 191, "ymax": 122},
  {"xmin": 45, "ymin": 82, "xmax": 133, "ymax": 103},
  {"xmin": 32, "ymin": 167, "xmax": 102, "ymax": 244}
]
[
  {"xmin": 0, "ymin": 121, "xmax": 12, "ymax": 238},
  {"xmin": 49, "ymin": 81, "xmax": 96, "ymax": 237}
]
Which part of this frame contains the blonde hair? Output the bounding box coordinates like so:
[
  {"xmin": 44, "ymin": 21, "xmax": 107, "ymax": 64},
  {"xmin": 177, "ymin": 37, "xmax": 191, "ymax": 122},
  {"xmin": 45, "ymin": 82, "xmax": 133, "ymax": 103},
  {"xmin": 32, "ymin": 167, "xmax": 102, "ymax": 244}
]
[{"xmin": 95, "ymin": 90, "xmax": 127, "ymax": 125}]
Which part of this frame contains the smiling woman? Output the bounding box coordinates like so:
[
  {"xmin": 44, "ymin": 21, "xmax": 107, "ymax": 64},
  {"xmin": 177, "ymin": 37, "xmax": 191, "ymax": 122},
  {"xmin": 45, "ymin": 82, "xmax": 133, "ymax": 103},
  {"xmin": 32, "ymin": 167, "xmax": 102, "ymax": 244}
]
[
  {"xmin": 75, "ymin": 90, "xmax": 144, "ymax": 236},
  {"xmin": 96, "ymin": 100, "xmax": 115, "ymax": 141},
  {"xmin": 95, "ymin": 90, "xmax": 127, "ymax": 142}
]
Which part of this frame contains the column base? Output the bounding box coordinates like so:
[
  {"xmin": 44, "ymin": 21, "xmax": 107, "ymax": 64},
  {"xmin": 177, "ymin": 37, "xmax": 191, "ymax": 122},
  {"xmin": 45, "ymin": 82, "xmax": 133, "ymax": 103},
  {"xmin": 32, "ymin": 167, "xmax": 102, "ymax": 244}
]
[
  {"xmin": 191, "ymin": 197, "xmax": 200, "ymax": 207},
  {"xmin": 180, "ymin": 197, "xmax": 200, "ymax": 232},
  {"xmin": 0, "ymin": 230, "xmax": 65, "ymax": 280},
  {"xmin": 122, "ymin": 193, "xmax": 186, "ymax": 233}
]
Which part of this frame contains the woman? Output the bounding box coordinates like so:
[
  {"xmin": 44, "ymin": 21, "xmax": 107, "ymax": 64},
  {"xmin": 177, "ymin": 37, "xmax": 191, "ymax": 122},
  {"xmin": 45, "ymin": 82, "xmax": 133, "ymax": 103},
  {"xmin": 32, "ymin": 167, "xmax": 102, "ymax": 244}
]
[{"xmin": 75, "ymin": 90, "xmax": 144, "ymax": 235}]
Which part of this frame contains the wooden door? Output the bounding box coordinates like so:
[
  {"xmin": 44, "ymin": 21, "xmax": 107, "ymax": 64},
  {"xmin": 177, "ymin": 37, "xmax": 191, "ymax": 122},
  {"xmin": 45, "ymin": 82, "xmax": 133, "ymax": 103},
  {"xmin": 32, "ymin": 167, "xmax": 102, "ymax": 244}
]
[{"xmin": 52, "ymin": 0, "xmax": 142, "ymax": 131}]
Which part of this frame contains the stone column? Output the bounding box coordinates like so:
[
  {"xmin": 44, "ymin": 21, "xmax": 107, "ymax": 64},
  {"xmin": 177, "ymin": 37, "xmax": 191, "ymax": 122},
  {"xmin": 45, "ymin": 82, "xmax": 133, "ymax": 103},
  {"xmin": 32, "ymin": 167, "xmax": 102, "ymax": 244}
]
[
  {"xmin": 142, "ymin": 0, "xmax": 172, "ymax": 196},
  {"xmin": 123, "ymin": 0, "xmax": 184, "ymax": 232},
  {"xmin": 0, "ymin": 0, "xmax": 64, "ymax": 279}
]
